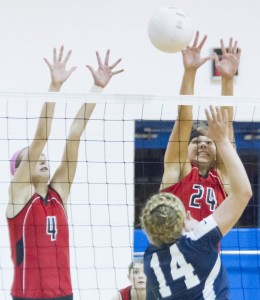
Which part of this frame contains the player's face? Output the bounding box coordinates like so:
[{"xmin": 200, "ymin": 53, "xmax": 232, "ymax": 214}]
[
  {"xmin": 128, "ymin": 263, "xmax": 146, "ymax": 289},
  {"xmin": 33, "ymin": 154, "xmax": 50, "ymax": 181},
  {"xmin": 188, "ymin": 136, "xmax": 217, "ymax": 168}
]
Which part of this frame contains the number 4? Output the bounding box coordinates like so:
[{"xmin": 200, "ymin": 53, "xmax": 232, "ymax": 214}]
[{"xmin": 46, "ymin": 216, "xmax": 57, "ymax": 241}]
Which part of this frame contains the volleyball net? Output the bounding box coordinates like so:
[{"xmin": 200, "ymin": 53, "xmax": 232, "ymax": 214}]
[{"xmin": 0, "ymin": 92, "xmax": 259, "ymax": 299}]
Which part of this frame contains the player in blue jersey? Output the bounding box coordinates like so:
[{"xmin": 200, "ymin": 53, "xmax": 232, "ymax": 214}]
[{"xmin": 141, "ymin": 106, "xmax": 252, "ymax": 300}]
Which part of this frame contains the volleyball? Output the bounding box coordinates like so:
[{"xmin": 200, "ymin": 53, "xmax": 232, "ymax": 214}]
[{"xmin": 147, "ymin": 7, "xmax": 194, "ymax": 53}]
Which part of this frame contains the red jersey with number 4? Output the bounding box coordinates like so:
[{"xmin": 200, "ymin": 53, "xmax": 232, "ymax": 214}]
[
  {"xmin": 161, "ymin": 165, "xmax": 226, "ymax": 221},
  {"xmin": 119, "ymin": 285, "xmax": 132, "ymax": 300},
  {"xmin": 7, "ymin": 186, "xmax": 72, "ymax": 299}
]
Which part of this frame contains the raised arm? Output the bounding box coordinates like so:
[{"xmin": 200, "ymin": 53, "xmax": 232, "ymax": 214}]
[
  {"xmin": 215, "ymin": 37, "xmax": 240, "ymax": 141},
  {"xmin": 161, "ymin": 32, "xmax": 212, "ymax": 190},
  {"xmin": 51, "ymin": 50, "xmax": 124, "ymax": 209},
  {"xmin": 7, "ymin": 102, "xmax": 55, "ymax": 217},
  {"xmin": 214, "ymin": 38, "xmax": 241, "ymax": 194},
  {"xmin": 214, "ymin": 38, "xmax": 241, "ymax": 98},
  {"xmin": 199, "ymin": 106, "xmax": 252, "ymax": 236},
  {"xmin": 7, "ymin": 46, "xmax": 77, "ymax": 218}
]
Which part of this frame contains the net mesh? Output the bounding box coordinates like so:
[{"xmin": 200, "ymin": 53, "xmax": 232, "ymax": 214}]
[{"xmin": 0, "ymin": 92, "xmax": 259, "ymax": 299}]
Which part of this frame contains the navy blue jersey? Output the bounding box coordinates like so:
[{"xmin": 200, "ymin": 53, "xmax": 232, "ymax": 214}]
[{"xmin": 144, "ymin": 216, "xmax": 229, "ymax": 300}]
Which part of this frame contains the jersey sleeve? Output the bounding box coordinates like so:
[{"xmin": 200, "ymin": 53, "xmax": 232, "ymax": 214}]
[{"xmin": 184, "ymin": 215, "xmax": 222, "ymax": 252}]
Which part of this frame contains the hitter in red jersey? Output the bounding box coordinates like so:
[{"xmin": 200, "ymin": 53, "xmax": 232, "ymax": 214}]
[
  {"xmin": 160, "ymin": 32, "xmax": 240, "ymax": 224},
  {"xmin": 7, "ymin": 46, "xmax": 124, "ymax": 300}
]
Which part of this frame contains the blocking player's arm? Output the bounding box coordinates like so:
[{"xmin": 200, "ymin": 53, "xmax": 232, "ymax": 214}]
[
  {"xmin": 220, "ymin": 37, "xmax": 240, "ymax": 146},
  {"xmin": 7, "ymin": 102, "xmax": 56, "ymax": 218},
  {"xmin": 7, "ymin": 45, "xmax": 77, "ymax": 218},
  {"xmin": 214, "ymin": 38, "xmax": 241, "ymax": 195},
  {"xmin": 51, "ymin": 102, "xmax": 96, "ymax": 210},
  {"xmin": 51, "ymin": 50, "xmax": 124, "ymax": 210},
  {"xmin": 161, "ymin": 32, "xmax": 212, "ymax": 190},
  {"xmin": 160, "ymin": 105, "xmax": 192, "ymax": 190}
]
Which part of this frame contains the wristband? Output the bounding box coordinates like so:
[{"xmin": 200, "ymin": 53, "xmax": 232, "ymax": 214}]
[{"xmin": 90, "ymin": 84, "xmax": 103, "ymax": 93}]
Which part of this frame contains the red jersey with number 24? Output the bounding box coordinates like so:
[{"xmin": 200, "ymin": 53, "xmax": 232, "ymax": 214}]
[
  {"xmin": 161, "ymin": 165, "xmax": 226, "ymax": 221},
  {"xmin": 7, "ymin": 186, "xmax": 72, "ymax": 299}
]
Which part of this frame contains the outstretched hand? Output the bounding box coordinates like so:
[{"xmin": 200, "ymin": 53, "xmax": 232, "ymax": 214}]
[
  {"xmin": 214, "ymin": 38, "xmax": 241, "ymax": 79},
  {"xmin": 181, "ymin": 31, "xmax": 213, "ymax": 71},
  {"xmin": 44, "ymin": 45, "xmax": 77, "ymax": 91},
  {"xmin": 86, "ymin": 49, "xmax": 124, "ymax": 88},
  {"xmin": 198, "ymin": 106, "xmax": 229, "ymax": 143}
]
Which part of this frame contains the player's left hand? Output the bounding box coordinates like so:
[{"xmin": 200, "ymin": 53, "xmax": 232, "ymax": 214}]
[
  {"xmin": 86, "ymin": 49, "xmax": 124, "ymax": 88},
  {"xmin": 214, "ymin": 38, "xmax": 241, "ymax": 79}
]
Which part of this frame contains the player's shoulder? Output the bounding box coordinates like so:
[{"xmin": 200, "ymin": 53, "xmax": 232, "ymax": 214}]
[
  {"xmin": 183, "ymin": 215, "xmax": 219, "ymax": 241},
  {"xmin": 48, "ymin": 185, "xmax": 63, "ymax": 200},
  {"xmin": 144, "ymin": 243, "xmax": 158, "ymax": 257},
  {"xmin": 208, "ymin": 168, "xmax": 222, "ymax": 180}
]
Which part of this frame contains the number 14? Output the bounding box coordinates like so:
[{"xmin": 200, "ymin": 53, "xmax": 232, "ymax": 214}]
[{"xmin": 150, "ymin": 244, "xmax": 200, "ymax": 298}]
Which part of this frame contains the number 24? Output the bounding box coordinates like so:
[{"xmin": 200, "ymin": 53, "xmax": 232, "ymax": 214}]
[{"xmin": 190, "ymin": 184, "xmax": 217, "ymax": 211}]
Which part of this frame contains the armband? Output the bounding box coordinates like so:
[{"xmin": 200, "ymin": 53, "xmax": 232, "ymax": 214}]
[{"xmin": 90, "ymin": 84, "xmax": 103, "ymax": 93}]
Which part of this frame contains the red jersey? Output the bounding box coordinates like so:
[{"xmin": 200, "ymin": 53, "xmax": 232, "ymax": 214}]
[
  {"xmin": 119, "ymin": 285, "xmax": 132, "ymax": 300},
  {"xmin": 7, "ymin": 186, "xmax": 72, "ymax": 299},
  {"xmin": 161, "ymin": 165, "xmax": 226, "ymax": 221}
]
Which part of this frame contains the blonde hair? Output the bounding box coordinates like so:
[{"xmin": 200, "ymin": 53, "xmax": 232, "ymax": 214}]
[{"xmin": 141, "ymin": 193, "xmax": 186, "ymax": 246}]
